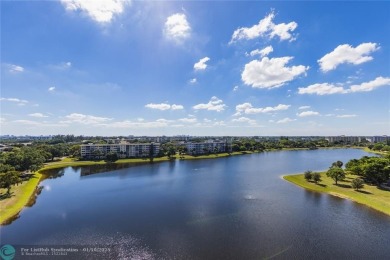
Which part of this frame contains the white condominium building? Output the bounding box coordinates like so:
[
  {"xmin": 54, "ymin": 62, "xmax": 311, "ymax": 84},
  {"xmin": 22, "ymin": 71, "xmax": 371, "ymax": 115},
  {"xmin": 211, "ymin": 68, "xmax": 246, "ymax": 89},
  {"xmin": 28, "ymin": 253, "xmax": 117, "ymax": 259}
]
[
  {"xmin": 185, "ymin": 141, "xmax": 231, "ymax": 155},
  {"xmin": 80, "ymin": 143, "xmax": 160, "ymax": 159}
]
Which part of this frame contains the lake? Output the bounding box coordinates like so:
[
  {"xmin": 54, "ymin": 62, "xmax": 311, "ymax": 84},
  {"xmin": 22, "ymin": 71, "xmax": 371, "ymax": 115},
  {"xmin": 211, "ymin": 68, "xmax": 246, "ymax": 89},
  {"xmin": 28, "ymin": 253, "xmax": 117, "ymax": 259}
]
[{"xmin": 1, "ymin": 149, "xmax": 390, "ymax": 259}]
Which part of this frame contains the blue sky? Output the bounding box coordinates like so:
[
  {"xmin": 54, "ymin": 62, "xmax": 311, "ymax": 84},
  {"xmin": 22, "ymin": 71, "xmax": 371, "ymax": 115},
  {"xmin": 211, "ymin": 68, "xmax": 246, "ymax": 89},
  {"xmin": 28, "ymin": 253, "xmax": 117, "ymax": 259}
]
[{"xmin": 1, "ymin": 1, "xmax": 389, "ymax": 136}]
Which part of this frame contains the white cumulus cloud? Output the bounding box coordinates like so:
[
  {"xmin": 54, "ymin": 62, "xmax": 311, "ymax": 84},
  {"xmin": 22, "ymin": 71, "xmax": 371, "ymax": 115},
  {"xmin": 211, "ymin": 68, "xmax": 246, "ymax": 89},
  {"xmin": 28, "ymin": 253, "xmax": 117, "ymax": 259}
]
[
  {"xmin": 336, "ymin": 114, "xmax": 357, "ymax": 118},
  {"xmin": 318, "ymin": 42, "xmax": 379, "ymax": 72},
  {"xmin": 194, "ymin": 57, "xmax": 210, "ymax": 71},
  {"xmin": 179, "ymin": 117, "xmax": 197, "ymax": 123},
  {"xmin": 145, "ymin": 103, "xmax": 184, "ymax": 110},
  {"xmin": 193, "ymin": 96, "xmax": 226, "ymax": 112},
  {"xmin": 29, "ymin": 113, "xmax": 49, "ymax": 118},
  {"xmin": 164, "ymin": 13, "xmax": 191, "ymax": 43},
  {"xmin": 232, "ymin": 117, "xmax": 256, "ymax": 125},
  {"xmin": 298, "ymin": 106, "xmax": 311, "ymax": 110},
  {"xmin": 270, "ymin": 22, "xmax": 298, "ymax": 41},
  {"xmin": 276, "ymin": 117, "xmax": 296, "ymax": 124},
  {"xmin": 145, "ymin": 103, "xmax": 171, "ymax": 110},
  {"xmin": 61, "ymin": 0, "xmax": 131, "ymax": 23},
  {"xmin": 0, "ymin": 97, "xmax": 29, "ymax": 106},
  {"xmin": 189, "ymin": 78, "xmax": 197, "ymax": 84},
  {"xmin": 249, "ymin": 46, "xmax": 273, "ymax": 57},
  {"xmin": 171, "ymin": 104, "xmax": 184, "ymax": 110},
  {"xmin": 242, "ymin": 57, "xmax": 309, "ymax": 89},
  {"xmin": 298, "ymin": 77, "xmax": 390, "ymax": 95},
  {"xmin": 235, "ymin": 103, "xmax": 290, "ymax": 115},
  {"xmin": 7, "ymin": 64, "xmax": 24, "ymax": 73},
  {"xmin": 297, "ymin": 111, "xmax": 320, "ymax": 117},
  {"xmin": 102, "ymin": 119, "xmax": 171, "ymax": 129},
  {"xmin": 349, "ymin": 76, "xmax": 390, "ymax": 93},
  {"xmin": 298, "ymin": 83, "xmax": 346, "ymax": 95},
  {"xmin": 230, "ymin": 11, "xmax": 297, "ymax": 43},
  {"xmin": 63, "ymin": 113, "xmax": 112, "ymax": 124},
  {"xmin": 48, "ymin": 87, "xmax": 56, "ymax": 92}
]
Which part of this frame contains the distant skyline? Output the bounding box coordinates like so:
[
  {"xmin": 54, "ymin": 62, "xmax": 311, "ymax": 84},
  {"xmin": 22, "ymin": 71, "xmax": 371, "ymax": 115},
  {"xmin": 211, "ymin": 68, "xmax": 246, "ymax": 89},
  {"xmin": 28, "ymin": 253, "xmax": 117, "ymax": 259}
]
[{"xmin": 1, "ymin": 1, "xmax": 389, "ymax": 136}]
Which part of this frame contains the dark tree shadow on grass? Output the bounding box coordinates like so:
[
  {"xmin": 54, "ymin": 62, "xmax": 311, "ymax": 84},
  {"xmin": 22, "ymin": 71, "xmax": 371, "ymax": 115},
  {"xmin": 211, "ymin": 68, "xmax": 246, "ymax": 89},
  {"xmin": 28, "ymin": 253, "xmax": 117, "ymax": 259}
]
[
  {"xmin": 316, "ymin": 183, "xmax": 327, "ymax": 188},
  {"xmin": 337, "ymin": 183, "xmax": 352, "ymax": 188},
  {"xmin": 0, "ymin": 192, "xmax": 14, "ymax": 200},
  {"xmin": 356, "ymin": 190, "xmax": 372, "ymax": 195},
  {"xmin": 377, "ymin": 186, "xmax": 390, "ymax": 192}
]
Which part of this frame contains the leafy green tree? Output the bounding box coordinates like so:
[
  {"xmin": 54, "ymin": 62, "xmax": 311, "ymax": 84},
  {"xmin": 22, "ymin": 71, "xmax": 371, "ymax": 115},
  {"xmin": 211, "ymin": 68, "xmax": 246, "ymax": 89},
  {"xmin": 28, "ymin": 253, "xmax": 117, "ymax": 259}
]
[
  {"xmin": 0, "ymin": 170, "xmax": 20, "ymax": 195},
  {"xmin": 373, "ymin": 143, "xmax": 384, "ymax": 151},
  {"xmin": 332, "ymin": 161, "xmax": 343, "ymax": 168},
  {"xmin": 346, "ymin": 156, "xmax": 390, "ymax": 184},
  {"xmin": 2, "ymin": 149, "xmax": 23, "ymax": 170},
  {"xmin": 351, "ymin": 178, "xmax": 364, "ymax": 191},
  {"xmin": 49, "ymin": 144, "xmax": 63, "ymax": 160},
  {"xmin": 91, "ymin": 149, "xmax": 103, "ymax": 160},
  {"xmin": 312, "ymin": 172, "xmax": 322, "ymax": 184},
  {"xmin": 167, "ymin": 147, "xmax": 176, "ymax": 159},
  {"xmin": 149, "ymin": 144, "xmax": 155, "ymax": 162},
  {"xmin": 326, "ymin": 167, "xmax": 346, "ymax": 185},
  {"xmin": 381, "ymin": 145, "xmax": 390, "ymax": 152},
  {"xmin": 0, "ymin": 163, "xmax": 15, "ymax": 173},
  {"xmin": 69, "ymin": 145, "xmax": 81, "ymax": 158},
  {"xmin": 191, "ymin": 148, "xmax": 197, "ymax": 156},
  {"xmin": 232, "ymin": 143, "xmax": 240, "ymax": 152},
  {"xmin": 21, "ymin": 147, "xmax": 45, "ymax": 172},
  {"xmin": 364, "ymin": 159, "xmax": 390, "ymax": 184},
  {"xmin": 35, "ymin": 144, "xmax": 53, "ymax": 162},
  {"xmin": 304, "ymin": 170, "xmax": 313, "ymax": 181},
  {"xmin": 105, "ymin": 152, "xmax": 118, "ymax": 163},
  {"xmin": 345, "ymin": 159, "xmax": 364, "ymax": 176}
]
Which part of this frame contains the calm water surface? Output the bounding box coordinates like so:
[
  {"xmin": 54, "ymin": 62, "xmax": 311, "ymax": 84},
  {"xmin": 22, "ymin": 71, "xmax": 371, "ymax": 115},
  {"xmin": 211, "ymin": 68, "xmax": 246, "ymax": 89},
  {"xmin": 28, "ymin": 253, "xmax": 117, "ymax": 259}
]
[{"xmin": 2, "ymin": 149, "xmax": 390, "ymax": 259}]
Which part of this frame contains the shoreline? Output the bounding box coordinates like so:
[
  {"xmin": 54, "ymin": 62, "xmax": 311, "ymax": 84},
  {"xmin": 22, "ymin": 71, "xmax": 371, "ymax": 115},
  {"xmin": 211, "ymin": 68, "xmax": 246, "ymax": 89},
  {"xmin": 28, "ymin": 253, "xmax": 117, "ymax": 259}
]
[
  {"xmin": 283, "ymin": 173, "xmax": 390, "ymax": 216},
  {"xmin": 0, "ymin": 147, "xmax": 384, "ymax": 225},
  {"xmin": 1, "ymin": 151, "xmax": 254, "ymax": 225},
  {"xmin": 0, "ymin": 171, "xmax": 44, "ymax": 225}
]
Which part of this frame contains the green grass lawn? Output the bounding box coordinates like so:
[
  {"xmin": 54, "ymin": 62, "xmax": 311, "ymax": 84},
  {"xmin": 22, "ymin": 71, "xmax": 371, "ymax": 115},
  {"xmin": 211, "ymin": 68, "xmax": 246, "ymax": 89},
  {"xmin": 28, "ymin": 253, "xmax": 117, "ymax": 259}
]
[
  {"xmin": 0, "ymin": 172, "xmax": 43, "ymax": 224},
  {"xmin": 362, "ymin": 147, "xmax": 389, "ymax": 155},
  {"xmin": 284, "ymin": 172, "xmax": 390, "ymax": 216}
]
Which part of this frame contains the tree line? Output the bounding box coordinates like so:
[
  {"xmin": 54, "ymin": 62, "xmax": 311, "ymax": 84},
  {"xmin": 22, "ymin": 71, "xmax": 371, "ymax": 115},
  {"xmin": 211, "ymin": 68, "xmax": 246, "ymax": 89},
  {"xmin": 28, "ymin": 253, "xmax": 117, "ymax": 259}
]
[
  {"xmin": 305, "ymin": 154, "xmax": 390, "ymax": 191},
  {"xmin": 0, "ymin": 144, "xmax": 79, "ymax": 197}
]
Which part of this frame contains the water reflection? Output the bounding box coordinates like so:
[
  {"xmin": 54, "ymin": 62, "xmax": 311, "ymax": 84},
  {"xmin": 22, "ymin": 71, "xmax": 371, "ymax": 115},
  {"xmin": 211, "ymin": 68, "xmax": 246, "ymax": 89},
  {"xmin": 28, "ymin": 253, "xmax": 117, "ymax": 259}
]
[
  {"xmin": 304, "ymin": 190, "xmax": 323, "ymax": 205},
  {"xmin": 2, "ymin": 149, "xmax": 390, "ymax": 259},
  {"xmin": 41, "ymin": 168, "xmax": 65, "ymax": 179},
  {"xmin": 79, "ymin": 162, "xmax": 161, "ymax": 176},
  {"xmin": 26, "ymin": 186, "xmax": 43, "ymax": 207}
]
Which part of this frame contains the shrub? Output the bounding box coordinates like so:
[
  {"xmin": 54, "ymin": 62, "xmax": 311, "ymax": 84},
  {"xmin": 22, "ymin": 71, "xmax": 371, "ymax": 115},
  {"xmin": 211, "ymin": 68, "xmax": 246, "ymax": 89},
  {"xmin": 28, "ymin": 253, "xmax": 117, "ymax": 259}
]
[
  {"xmin": 304, "ymin": 170, "xmax": 313, "ymax": 181},
  {"xmin": 351, "ymin": 178, "xmax": 364, "ymax": 191},
  {"xmin": 312, "ymin": 172, "xmax": 322, "ymax": 184}
]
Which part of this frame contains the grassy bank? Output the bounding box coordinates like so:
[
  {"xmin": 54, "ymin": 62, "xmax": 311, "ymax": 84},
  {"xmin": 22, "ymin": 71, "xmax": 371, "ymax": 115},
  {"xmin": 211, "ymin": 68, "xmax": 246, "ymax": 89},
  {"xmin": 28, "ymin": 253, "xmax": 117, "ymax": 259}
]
[
  {"xmin": 0, "ymin": 172, "xmax": 43, "ymax": 224},
  {"xmin": 283, "ymin": 173, "xmax": 390, "ymax": 216},
  {"xmin": 362, "ymin": 147, "xmax": 389, "ymax": 156}
]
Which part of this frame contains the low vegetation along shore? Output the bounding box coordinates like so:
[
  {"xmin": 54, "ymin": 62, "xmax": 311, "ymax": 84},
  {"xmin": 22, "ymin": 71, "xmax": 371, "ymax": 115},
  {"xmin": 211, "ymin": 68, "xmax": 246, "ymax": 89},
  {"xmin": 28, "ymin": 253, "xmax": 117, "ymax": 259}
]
[{"xmin": 284, "ymin": 173, "xmax": 390, "ymax": 216}]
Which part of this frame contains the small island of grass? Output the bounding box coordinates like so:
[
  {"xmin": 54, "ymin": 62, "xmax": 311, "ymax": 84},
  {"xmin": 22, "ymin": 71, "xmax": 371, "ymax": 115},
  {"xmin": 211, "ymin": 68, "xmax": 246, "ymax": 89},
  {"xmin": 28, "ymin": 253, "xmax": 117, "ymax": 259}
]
[{"xmin": 284, "ymin": 172, "xmax": 390, "ymax": 216}]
